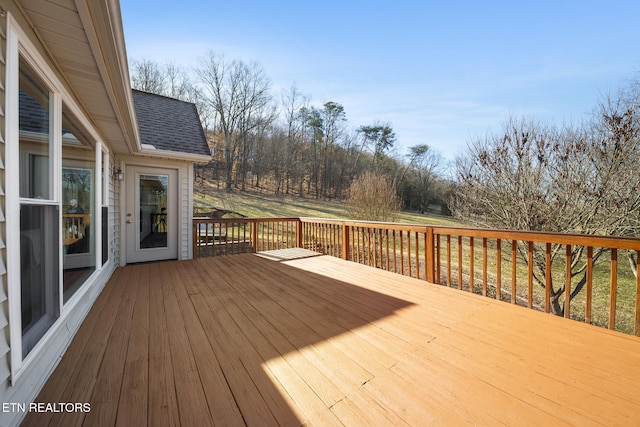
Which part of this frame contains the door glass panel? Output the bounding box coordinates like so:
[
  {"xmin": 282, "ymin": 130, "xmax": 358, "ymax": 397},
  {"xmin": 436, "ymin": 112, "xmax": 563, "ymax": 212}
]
[{"xmin": 139, "ymin": 174, "xmax": 168, "ymax": 249}]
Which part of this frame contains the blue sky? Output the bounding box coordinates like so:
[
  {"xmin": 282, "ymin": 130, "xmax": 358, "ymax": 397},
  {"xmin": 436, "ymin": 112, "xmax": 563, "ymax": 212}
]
[{"xmin": 121, "ymin": 1, "xmax": 640, "ymax": 161}]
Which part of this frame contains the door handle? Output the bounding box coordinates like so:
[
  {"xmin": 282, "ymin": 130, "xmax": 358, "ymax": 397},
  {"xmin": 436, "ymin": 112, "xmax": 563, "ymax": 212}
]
[{"xmin": 126, "ymin": 220, "xmax": 132, "ymax": 224}]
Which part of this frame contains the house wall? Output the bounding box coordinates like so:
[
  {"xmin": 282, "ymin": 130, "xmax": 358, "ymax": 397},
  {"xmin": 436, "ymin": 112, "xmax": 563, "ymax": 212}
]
[{"xmin": 0, "ymin": 6, "xmax": 118, "ymax": 426}]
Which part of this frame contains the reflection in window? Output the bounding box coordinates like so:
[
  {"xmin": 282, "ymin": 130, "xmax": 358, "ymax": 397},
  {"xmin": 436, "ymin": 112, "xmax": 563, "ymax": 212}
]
[
  {"xmin": 19, "ymin": 57, "xmax": 52, "ymax": 199},
  {"xmin": 21, "ymin": 205, "xmax": 59, "ymax": 358},
  {"xmin": 62, "ymin": 105, "xmax": 96, "ymax": 302},
  {"xmin": 19, "ymin": 57, "xmax": 59, "ymax": 358},
  {"xmin": 101, "ymin": 151, "xmax": 109, "ymax": 266},
  {"xmin": 139, "ymin": 174, "xmax": 168, "ymax": 249}
]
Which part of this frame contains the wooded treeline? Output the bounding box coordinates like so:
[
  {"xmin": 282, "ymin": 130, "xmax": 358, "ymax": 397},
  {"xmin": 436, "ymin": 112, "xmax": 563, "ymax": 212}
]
[{"xmin": 130, "ymin": 54, "xmax": 452, "ymax": 214}]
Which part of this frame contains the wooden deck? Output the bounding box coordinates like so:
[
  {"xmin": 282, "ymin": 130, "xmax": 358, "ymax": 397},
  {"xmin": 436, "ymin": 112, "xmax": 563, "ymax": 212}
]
[{"xmin": 23, "ymin": 250, "xmax": 640, "ymax": 426}]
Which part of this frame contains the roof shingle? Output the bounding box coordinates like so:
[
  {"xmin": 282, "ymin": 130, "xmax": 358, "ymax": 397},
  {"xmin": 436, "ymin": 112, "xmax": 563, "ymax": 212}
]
[{"xmin": 132, "ymin": 90, "xmax": 210, "ymax": 157}]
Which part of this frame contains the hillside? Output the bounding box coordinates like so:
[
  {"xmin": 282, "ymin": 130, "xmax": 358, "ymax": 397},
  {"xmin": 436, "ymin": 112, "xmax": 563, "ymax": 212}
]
[{"xmin": 193, "ymin": 180, "xmax": 459, "ymax": 226}]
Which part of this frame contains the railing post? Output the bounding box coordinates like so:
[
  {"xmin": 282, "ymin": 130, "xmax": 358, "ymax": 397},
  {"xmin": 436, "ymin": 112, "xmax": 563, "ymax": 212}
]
[
  {"xmin": 426, "ymin": 227, "xmax": 435, "ymax": 283},
  {"xmin": 635, "ymin": 250, "xmax": 640, "ymax": 337},
  {"xmin": 297, "ymin": 219, "xmax": 303, "ymax": 248},
  {"xmin": 342, "ymin": 222, "xmax": 350, "ymax": 260}
]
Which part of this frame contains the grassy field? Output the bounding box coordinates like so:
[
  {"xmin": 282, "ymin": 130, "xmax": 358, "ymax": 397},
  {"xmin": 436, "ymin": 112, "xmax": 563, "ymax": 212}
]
[{"xmin": 193, "ymin": 182, "xmax": 460, "ymax": 226}]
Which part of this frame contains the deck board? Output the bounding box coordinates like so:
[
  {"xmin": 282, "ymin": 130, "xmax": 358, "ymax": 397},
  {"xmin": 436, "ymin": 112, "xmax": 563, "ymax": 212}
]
[{"xmin": 23, "ymin": 252, "xmax": 640, "ymax": 426}]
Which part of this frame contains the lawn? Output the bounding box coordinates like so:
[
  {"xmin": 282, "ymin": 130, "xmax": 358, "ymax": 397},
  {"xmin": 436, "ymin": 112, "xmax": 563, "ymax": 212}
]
[{"xmin": 193, "ymin": 182, "xmax": 460, "ymax": 226}]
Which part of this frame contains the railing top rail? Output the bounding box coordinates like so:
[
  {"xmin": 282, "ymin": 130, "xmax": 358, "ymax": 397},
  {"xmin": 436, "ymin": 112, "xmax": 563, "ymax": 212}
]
[
  {"xmin": 194, "ymin": 217, "xmax": 301, "ymax": 223},
  {"xmin": 430, "ymin": 226, "xmax": 640, "ymax": 251},
  {"xmin": 300, "ymin": 218, "xmax": 640, "ymax": 250},
  {"xmin": 194, "ymin": 216, "xmax": 640, "ymax": 251},
  {"xmin": 300, "ymin": 217, "xmax": 428, "ymax": 232}
]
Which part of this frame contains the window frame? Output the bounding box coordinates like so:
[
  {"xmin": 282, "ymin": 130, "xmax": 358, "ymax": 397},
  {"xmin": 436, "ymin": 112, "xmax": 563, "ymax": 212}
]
[{"xmin": 6, "ymin": 14, "xmax": 107, "ymax": 382}]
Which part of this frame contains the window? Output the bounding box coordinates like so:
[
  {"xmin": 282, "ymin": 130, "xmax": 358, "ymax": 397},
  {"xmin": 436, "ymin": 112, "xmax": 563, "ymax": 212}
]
[
  {"xmin": 9, "ymin": 16, "xmax": 108, "ymax": 380},
  {"xmin": 139, "ymin": 174, "xmax": 169, "ymax": 249},
  {"xmin": 19, "ymin": 57, "xmax": 53, "ymax": 200},
  {"xmin": 101, "ymin": 149, "xmax": 110, "ymax": 266},
  {"xmin": 18, "ymin": 57, "xmax": 59, "ymax": 358},
  {"xmin": 62, "ymin": 105, "xmax": 96, "ymax": 302}
]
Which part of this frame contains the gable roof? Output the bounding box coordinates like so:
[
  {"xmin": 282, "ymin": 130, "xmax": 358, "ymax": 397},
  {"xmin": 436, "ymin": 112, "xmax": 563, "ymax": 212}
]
[{"xmin": 132, "ymin": 90, "xmax": 211, "ymax": 159}]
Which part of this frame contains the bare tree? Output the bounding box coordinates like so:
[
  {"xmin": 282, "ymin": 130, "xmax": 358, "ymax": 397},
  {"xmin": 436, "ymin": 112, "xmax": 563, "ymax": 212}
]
[
  {"xmin": 130, "ymin": 58, "xmax": 166, "ymax": 94},
  {"xmin": 347, "ymin": 171, "xmax": 400, "ymax": 222},
  {"xmin": 196, "ymin": 52, "xmax": 274, "ymax": 191},
  {"xmin": 453, "ymin": 108, "xmax": 640, "ymax": 315},
  {"xmin": 399, "ymin": 144, "xmax": 444, "ymax": 213},
  {"xmin": 279, "ymin": 85, "xmax": 309, "ymax": 194},
  {"xmin": 590, "ymin": 82, "xmax": 640, "ymax": 277}
]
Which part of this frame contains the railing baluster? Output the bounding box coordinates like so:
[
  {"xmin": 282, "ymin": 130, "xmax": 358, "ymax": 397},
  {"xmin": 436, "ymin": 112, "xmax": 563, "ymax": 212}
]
[
  {"xmin": 586, "ymin": 246, "xmax": 593, "ymax": 324},
  {"xmin": 458, "ymin": 235, "xmax": 463, "ymax": 290},
  {"xmin": 610, "ymin": 248, "xmax": 618, "ymax": 330},
  {"xmin": 545, "ymin": 243, "xmax": 552, "ymax": 313},
  {"xmin": 357, "ymin": 227, "xmax": 362, "ymax": 264},
  {"xmin": 393, "ymin": 230, "xmax": 398, "ymax": 273},
  {"xmin": 496, "ymin": 239, "xmax": 502, "ymax": 300},
  {"xmin": 447, "ymin": 234, "xmax": 451, "ymax": 287},
  {"xmin": 415, "ymin": 231, "xmax": 420, "ymax": 280},
  {"xmin": 512, "ymin": 240, "xmax": 517, "ymax": 304},
  {"xmin": 469, "ymin": 237, "xmax": 474, "ymax": 293},
  {"xmin": 382, "ymin": 229, "xmax": 386, "ymax": 270},
  {"xmin": 424, "ymin": 232, "xmax": 429, "ymax": 282},
  {"xmin": 407, "ymin": 231, "xmax": 412, "ymax": 278},
  {"xmin": 333, "ymin": 223, "xmax": 337, "ymax": 256},
  {"xmin": 635, "ymin": 250, "xmax": 640, "ymax": 337},
  {"xmin": 565, "ymin": 245, "xmax": 572, "ymax": 318},
  {"xmin": 373, "ymin": 228, "xmax": 379, "ymax": 268},
  {"xmin": 482, "ymin": 237, "xmax": 488, "ymax": 296},
  {"xmin": 528, "ymin": 241, "xmax": 534, "ymax": 308},
  {"xmin": 400, "ymin": 231, "xmax": 405, "ymax": 275},
  {"xmin": 365, "ymin": 228, "xmax": 371, "ymax": 267},
  {"xmin": 225, "ymin": 221, "xmax": 229, "ymax": 256},
  {"xmin": 436, "ymin": 234, "xmax": 441, "ymax": 284},
  {"xmin": 386, "ymin": 229, "xmax": 390, "ymax": 271}
]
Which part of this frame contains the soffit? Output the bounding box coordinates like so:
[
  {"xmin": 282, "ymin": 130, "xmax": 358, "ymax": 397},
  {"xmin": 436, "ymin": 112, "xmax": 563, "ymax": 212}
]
[{"xmin": 18, "ymin": 0, "xmax": 139, "ymax": 154}]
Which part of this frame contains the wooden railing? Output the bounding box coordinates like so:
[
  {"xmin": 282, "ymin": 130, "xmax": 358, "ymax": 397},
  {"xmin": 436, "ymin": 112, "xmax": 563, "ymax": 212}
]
[
  {"xmin": 193, "ymin": 216, "xmax": 640, "ymax": 336},
  {"xmin": 300, "ymin": 218, "xmax": 431, "ymax": 280},
  {"xmin": 193, "ymin": 217, "xmax": 301, "ymax": 258},
  {"xmin": 63, "ymin": 213, "xmax": 90, "ymax": 246}
]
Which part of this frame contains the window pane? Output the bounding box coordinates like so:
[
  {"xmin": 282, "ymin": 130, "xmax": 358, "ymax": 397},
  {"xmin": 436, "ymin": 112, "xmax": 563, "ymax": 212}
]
[
  {"xmin": 19, "ymin": 57, "xmax": 52, "ymax": 199},
  {"xmin": 62, "ymin": 106, "xmax": 96, "ymax": 302},
  {"xmin": 21, "ymin": 205, "xmax": 60, "ymax": 358},
  {"xmin": 140, "ymin": 174, "xmax": 168, "ymax": 249},
  {"xmin": 102, "ymin": 206, "xmax": 109, "ymax": 266}
]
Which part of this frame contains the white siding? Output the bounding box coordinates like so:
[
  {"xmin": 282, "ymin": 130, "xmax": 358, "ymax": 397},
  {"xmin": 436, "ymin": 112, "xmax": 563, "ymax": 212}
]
[
  {"xmin": 0, "ymin": 10, "xmax": 9, "ymax": 389},
  {"xmin": 110, "ymin": 152, "xmax": 120, "ymax": 265},
  {"xmin": 180, "ymin": 162, "xmax": 191, "ymax": 259}
]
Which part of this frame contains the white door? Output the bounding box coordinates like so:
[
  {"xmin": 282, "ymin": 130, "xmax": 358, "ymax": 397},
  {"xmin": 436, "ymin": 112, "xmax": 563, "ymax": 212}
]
[{"xmin": 125, "ymin": 165, "xmax": 178, "ymax": 263}]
